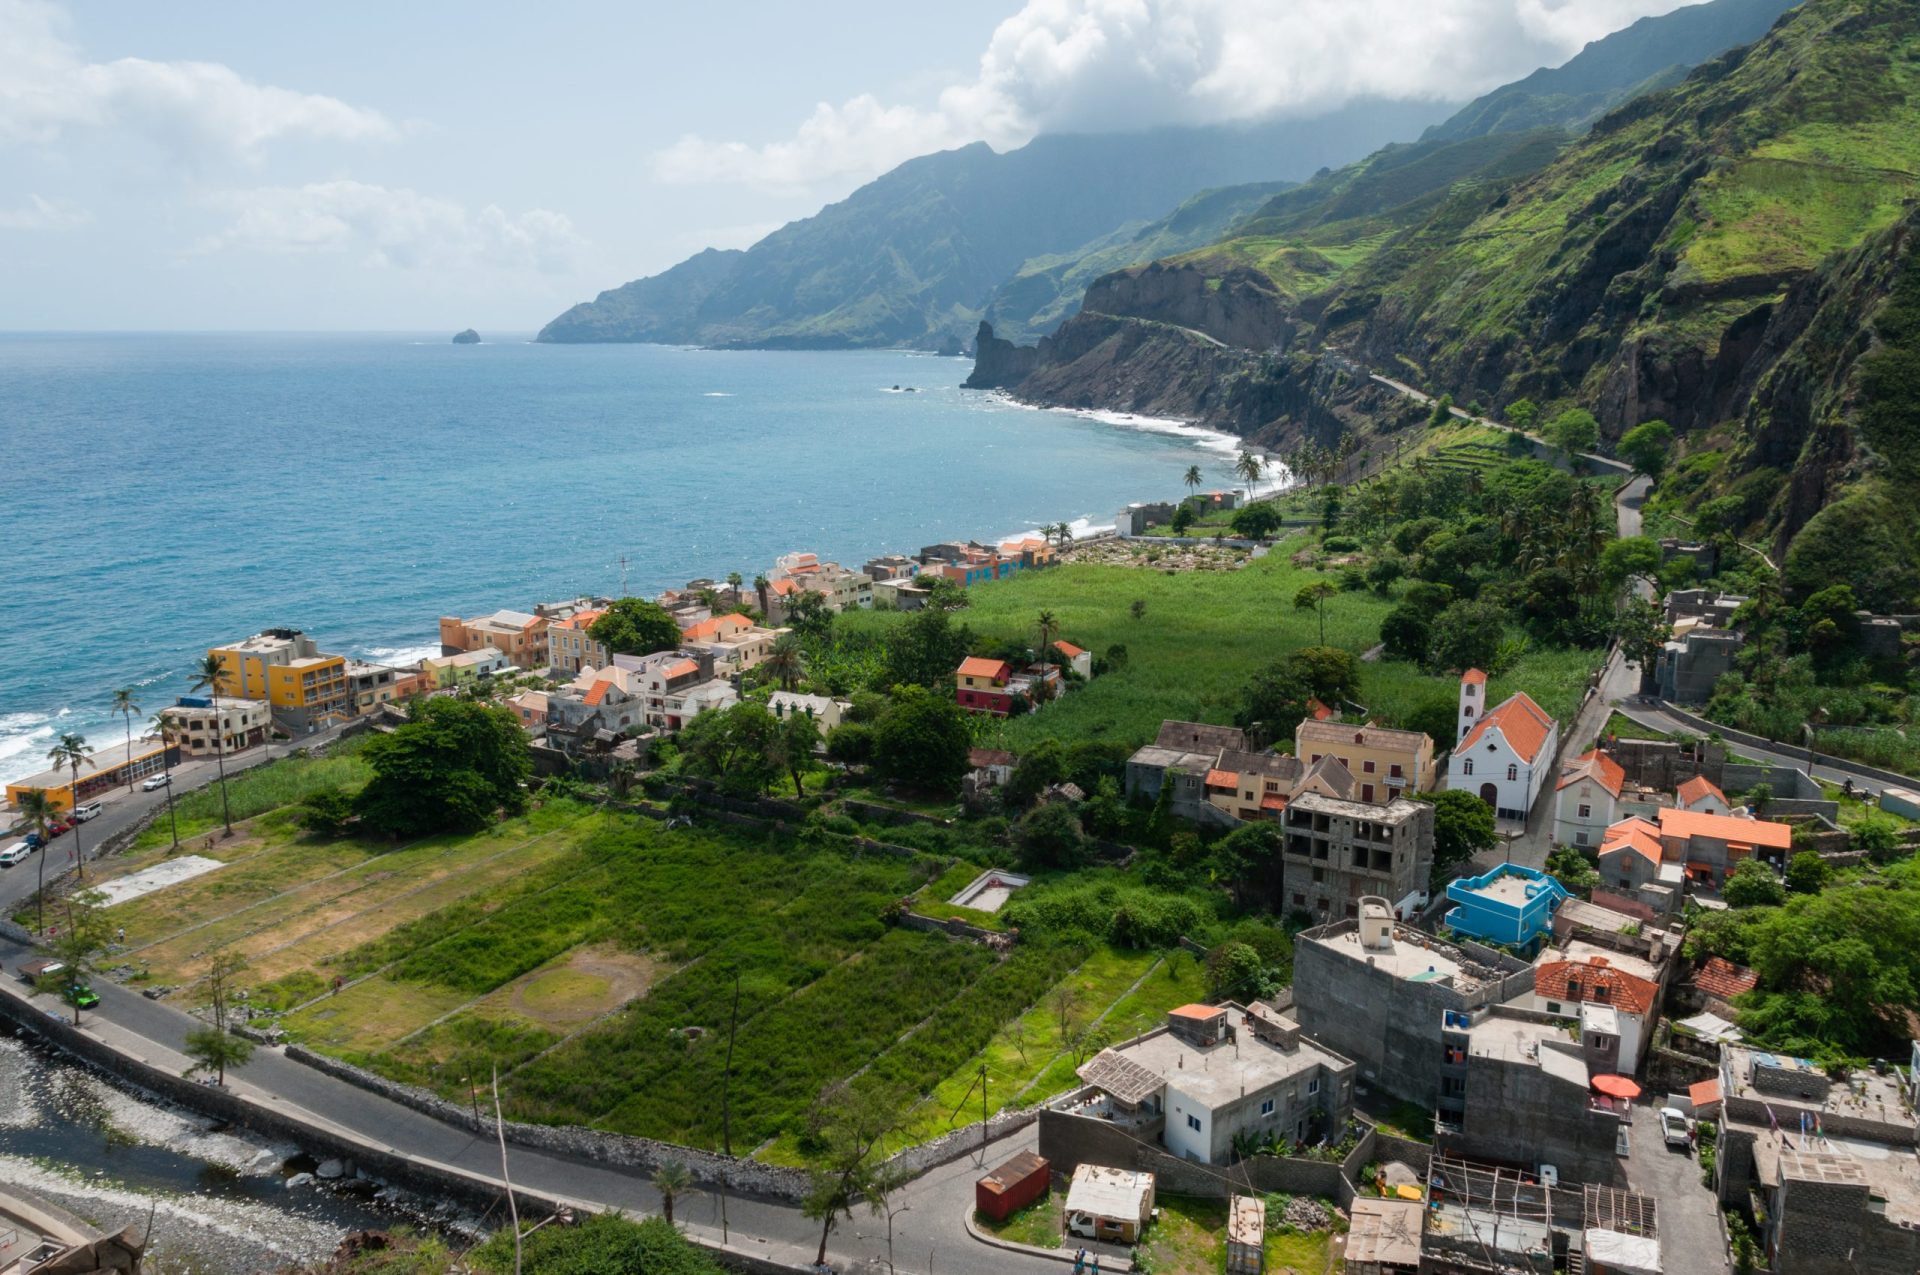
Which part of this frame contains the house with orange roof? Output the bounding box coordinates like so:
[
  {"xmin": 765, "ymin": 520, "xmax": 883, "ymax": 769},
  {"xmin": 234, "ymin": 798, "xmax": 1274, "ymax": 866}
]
[
  {"xmin": 1554, "ymin": 750, "xmax": 1628, "ymax": 848},
  {"xmin": 955, "ymin": 656, "xmax": 1016, "ymax": 715},
  {"xmin": 1296, "ymin": 719, "xmax": 1436, "ymax": 802},
  {"xmin": 764, "ymin": 552, "xmax": 873, "ymax": 619},
  {"xmin": 1523, "ymin": 953, "xmax": 1662, "ymax": 1073},
  {"xmin": 679, "ymin": 612, "xmax": 788, "ymax": 675},
  {"xmin": 546, "ymin": 608, "xmax": 610, "ymax": 675},
  {"xmin": 1676, "ymin": 773, "xmax": 1731, "ymax": 815},
  {"xmin": 1052, "ymin": 639, "xmax": 1092, "ymax": 680},
  {"xmin": 1447, "ymin": 671, "xmax": 1559, "ymax": 822},
  {"xmin": 1594, "ymin": 816, "xmax": 1677, "ymax": 908},
  {"xmin": 1655, "ymin": 805, "xmax": 1793, "ymax": 888}
]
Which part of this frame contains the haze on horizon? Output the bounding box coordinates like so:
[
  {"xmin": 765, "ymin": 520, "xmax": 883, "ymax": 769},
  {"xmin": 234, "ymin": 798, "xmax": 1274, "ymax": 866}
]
[{"xmin": 0, "ymin": 0, "xmax": 1714, "ymax": 332}]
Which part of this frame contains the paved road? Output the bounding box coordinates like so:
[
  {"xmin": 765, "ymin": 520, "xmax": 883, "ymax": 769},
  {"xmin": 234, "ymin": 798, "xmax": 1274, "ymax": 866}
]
[
  {"xmin": 1625, "ymin": 1103, "xmax": 1729, "ymax": 1275},
  {"xmin": 0, "ymin": 930, "xmax": 1056, "ymax": 1274},
  {"xmin": 1, "ymin": 722, "xmax": 357, "ymax": 924}
]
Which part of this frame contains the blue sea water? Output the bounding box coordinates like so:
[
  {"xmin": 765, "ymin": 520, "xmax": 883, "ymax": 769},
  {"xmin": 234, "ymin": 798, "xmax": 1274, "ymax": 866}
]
[{"xmin": 0, "ymin": 332, "xmax": 1256, "ymax": 784}]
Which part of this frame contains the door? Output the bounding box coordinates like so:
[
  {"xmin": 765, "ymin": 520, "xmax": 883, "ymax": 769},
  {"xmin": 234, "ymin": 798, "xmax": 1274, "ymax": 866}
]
[{"xmin": 1479, "ymin": 782, "xmax": 1498, "ymax": 807}]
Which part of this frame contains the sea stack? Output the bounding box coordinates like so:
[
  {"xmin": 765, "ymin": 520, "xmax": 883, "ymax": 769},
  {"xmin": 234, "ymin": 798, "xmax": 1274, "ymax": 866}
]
[{"xmin": 452, "ymin": 328, "xmax": 481, "ymax": 344}]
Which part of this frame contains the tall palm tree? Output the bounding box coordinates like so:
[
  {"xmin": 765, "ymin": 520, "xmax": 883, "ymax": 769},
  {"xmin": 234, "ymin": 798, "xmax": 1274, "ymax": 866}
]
[
  {"xmin": 1183, "ymin": 464, "xmax": 1202, "ymax": 501},
  {"xmin": 1035, "ymin": 609, "xmax": 1057, "ymax": 702},
  {"xmin": 1235, "ymin": 450, "xmax": 1264, "ymax": 503},
  {"xmin": 110, "ymin": 688, "xmax": 141, "ymax": 791},
  {"xmin": 763, "ymin": 632, "xmax": 806, "ymax": 692},
  {"xmin": 47, "ymin": 733, "xmax": 93, "ymax": 883},
  {"xmin": 16, "ymin": 789, "xmax": 53, "ymax": 935},
  {"xmin": 652, "ymin": 1160, "xmax": 694, "ymax": 1226},
  {"xmin": 149, "ymin": 712, "xmax": 182, "ymax": 851},
  {"xmin": 191, "ymin": 653, "xmax": 235, "ymax": 835}
]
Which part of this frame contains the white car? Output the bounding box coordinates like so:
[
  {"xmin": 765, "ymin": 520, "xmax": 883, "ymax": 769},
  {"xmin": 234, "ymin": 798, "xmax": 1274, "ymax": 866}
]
[
  {"xmin": 1659, "ymin": 1107, "xmax": 1692, "ymax": 1149},
  {"xmin": 0, "ymin": 843, "xmax": 30, "ymax": 867},
  {"xmin": 72, "ymin": 801, "xmax": 103, "ymax": 821},
  {"xmin": 141, "ymin": 774, "xmax": 171, "ymax": 792}
]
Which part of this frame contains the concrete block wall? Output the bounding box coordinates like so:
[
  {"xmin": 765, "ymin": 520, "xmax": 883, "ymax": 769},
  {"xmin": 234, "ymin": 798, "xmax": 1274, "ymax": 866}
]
[{"xmin": 1775, "ymin": 1177, "xmax": 1920, "ymax": 1275}]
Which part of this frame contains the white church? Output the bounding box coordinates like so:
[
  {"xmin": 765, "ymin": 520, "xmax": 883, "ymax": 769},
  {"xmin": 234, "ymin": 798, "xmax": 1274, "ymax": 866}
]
[{"xmin": 1446, "ymin": 669, "xmax": 1559, "ymax": 822}]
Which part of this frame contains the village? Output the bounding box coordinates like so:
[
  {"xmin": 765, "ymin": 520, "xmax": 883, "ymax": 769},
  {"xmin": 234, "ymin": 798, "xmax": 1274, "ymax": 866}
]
[{"xmin": 4, "ymin": 451, "xmax": 1919, "ymax": 1275}]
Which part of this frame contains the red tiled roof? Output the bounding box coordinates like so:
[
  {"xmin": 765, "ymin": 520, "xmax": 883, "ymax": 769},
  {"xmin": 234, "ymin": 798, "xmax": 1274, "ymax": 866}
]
[
  {"xmin": 557, "ymin": 609, "xmax": 605, "ymax": 630},
  {"xmin": 957, "ymin": 657, "xmax": 1012, "ymax": 682},
  {"xmin": 1053, "ymin": 640, "xmax": 1087, "ymax": 658},
  {"xmin": 1598, "ymin": 816, "xmax": 1663, "ymax": 867},
  {"xmin": 1260, "ymin": 794, "xmax": 1288, "ymax": 811},
  {"xmin": 682, "ymin": 613, "xmax": 753, "ymax": 642},
  {"xmin": 1459, "ymin": 691, "xmax": 1554, "ymax": 763},
  {"xmin": 1689, "ymin": 1078, "xmax": 1722, "ymax": 1111},
  {"xmin": 1558, "ymin": 750, "xmax": 1626, "ymax": 798},
  {"xmin": 1205, "ymin": 768, "xmax": 1239, "ymax": 789},
  {"xmin": 1461, "ymin": 668, "xmax": 1488, "ymax": 685},
  {"xmin": 663, "ymin": 659, "xmax": 699, "ymax": 680},
  {"xmin": 769, "ymin": 579, "xmax": 802, "ymax": 595},
  {"xmin": 1306, "ymin": 698, "xmax": 1336, "ymax": 721},
  {"xmin": 1678, "ymin": 775, "xmax": 1727, "ymax": 808},
  {"xmin": 1169, "ymin": 1003, "xmax": 1221, "ymax": 1019},
  {"xmin": 969, "ymin": 748, "xmax": 1016, "ymax": 768},
  {"xmin": 1534, "ymin": 958, "xmax": 1657, "ymax": 1017},
  {"xmin": 1693, "ymin": 956, "xmax": 1759, "ymax": 1000},
  {"xmin": 583, "ymin": 680, "xmax": 613, "ymax": 707},
  {"xmin": 1657, "ymin": 806, "xmax": 1792, "ymax": 849}
]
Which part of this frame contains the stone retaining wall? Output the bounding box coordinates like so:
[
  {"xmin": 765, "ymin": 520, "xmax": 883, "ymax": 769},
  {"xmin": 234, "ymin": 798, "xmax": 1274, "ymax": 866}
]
[{"xmin": 1659, "ymin": 705, "xmax": 1919, "ymax": 788}]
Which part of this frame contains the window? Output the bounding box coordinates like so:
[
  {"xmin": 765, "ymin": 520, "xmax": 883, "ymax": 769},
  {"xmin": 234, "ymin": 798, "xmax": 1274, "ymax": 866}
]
[
  {"xmin": 1363, "ymin": 760, "xmax": 1376, "ymax": 774},
  {"xmin": 1507, "ymin": 764, "xmax": 1518, "ymax": 781},
  {"xmin": 1390, "ymin": 764, "xmax": 1403, "ymax": 778},
  {"xmin": 1187, "ymin": 1114, "xmax": 1202, "ymax": 1132},
  {"xmin": 1260, "ymin": 1098, "xmax": 1275, "ymax": 1116},
  {"xmin": 1292, "ymin": 892, "xmax": 1306, "ymax": 906},
  {"xmin": 1593, "ymin": 984, "xmax": 1610, "ymax": 1002},
  {"xmin": 1567, "ymin": 980, "xmax": 1582, "ymax": 998},
  {"xmin": 1576, "ymin": 832, "xmax": 1589, "ymax": 845},
  {"xmin": 1545, "ymin": 1001, "xmax": 1561, "ymax": 1014},
  {"xmin": 1462, "ymin": 759, "xmax": 1473, "ymax": 776},
  {"xmin": 1578, "ymin": 804, "xmax": 1591, "ymax": 818},
  {"xmin": 1310, "ymin": 754, "xmax": 1322, "ymax": 763},
  {"xmin": 1362, "ymin": 784, "xmax": 1375, "ymax": 802},
  {"xmin": 1307, "ymin": 1077, "xmax": 1320, "ymax": 1095}
]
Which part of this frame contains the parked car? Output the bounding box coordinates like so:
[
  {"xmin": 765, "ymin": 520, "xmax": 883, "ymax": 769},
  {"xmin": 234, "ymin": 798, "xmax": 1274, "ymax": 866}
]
[
  {"xmin": 62, "ymin": 983, "xmax": 100, "ymax": 1010},
  {"xmin": 1660, "ymin": 1107, "xmax": 1692, "ymax": 1149},
  {"xmin": 72, "ymin": 802, "xmax": 103, "ymax": 821},
  {"xmin": 21, "ymin": 832, "xmax": 43, "ymax": 850},
  {"xmin": 141, "ymin": 774, "xmax": 171, "ymax": 791},
  {"xmin": 47, "ymin": 818, "xmax": 73, "ymax": 836},
  {"xmin": 0, "ymin": 844, "xmax": 29, "ymax": 868}
]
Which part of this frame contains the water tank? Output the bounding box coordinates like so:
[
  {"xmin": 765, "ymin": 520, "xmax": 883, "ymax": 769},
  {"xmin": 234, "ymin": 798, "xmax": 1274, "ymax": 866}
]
[{"xmin": 1358, "ymin": 896, "xmax": 1394, "ymax": 951}]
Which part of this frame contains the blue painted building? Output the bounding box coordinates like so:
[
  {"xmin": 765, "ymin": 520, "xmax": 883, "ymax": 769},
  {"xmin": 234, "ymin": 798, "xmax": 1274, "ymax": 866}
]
[{"xmin": 1443, "ymin": 863, "xmax": 1569, "ymax": 951}]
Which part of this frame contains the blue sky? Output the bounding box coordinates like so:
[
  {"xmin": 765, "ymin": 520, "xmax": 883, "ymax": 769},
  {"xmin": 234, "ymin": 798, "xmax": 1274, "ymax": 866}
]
[{"xmin": 0, "ymin": 0, "xmax": 1701, "ymax": 331}]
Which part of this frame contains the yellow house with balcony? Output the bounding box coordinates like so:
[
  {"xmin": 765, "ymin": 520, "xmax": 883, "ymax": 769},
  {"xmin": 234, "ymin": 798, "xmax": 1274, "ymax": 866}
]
[{"xmin": 209, "ymin": 629, "xmax": 352, "ymax": 733}]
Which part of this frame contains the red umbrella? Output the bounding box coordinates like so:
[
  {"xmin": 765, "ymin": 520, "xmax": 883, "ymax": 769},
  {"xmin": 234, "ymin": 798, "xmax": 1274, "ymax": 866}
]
[{"xmin": 1593, "ymin": 1074, "xmax": 1641, "ymax": 1099}]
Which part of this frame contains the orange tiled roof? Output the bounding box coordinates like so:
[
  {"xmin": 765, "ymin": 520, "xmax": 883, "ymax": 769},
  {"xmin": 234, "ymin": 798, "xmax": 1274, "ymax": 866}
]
[
  {"xmin": 1459, "ymin": 691, "xmax": 1554, "ymax": 763},
  {"xmin": 1053, "ymin": 640, "xmax": 1087, "ymax": 658},
  {"xmin": 769, "ymin": 579, "xmax": 802, "ymax": 596},
  {"xmin": 663, "ymin": 659, "xmax": 699, "ymax": 680},
  {"xmin": 557, "ymin": 609, "xmax": 605, "ymax": 630},
  {"xmin": 1168, "ymin": 1003, "xmax": 1221, "ymax": 1020},
  {"xmin": 1690, "ymin": 1078, "xmax": 1722, "ymax": 1110},
  {"xmin": 1461, "ymin": 668, "xmax": 1488, "ymax": 685},
  {"xmin": 1678, "ymin": 774, "xmax": 1727, "ymax": 807},
  {"xmin": 583, "ymin": 680, "xmax": 613, "ymax": 707},
  {"xmin": 1598, "ymin": 816, "xmax": 1663, "ymax": 867},
  {"xmin": 1693, "ymin": 956, "xmax": 1759, "ymax": 1000},
  {"xmin": 1657, "ymin": 806, "xmax": 1792, "ymax": 849},
  {"xmin": 957, "ymin": 657, "xmax": 1011, "ymax": 681},
  {"xmin": 1534, "ymin": 958, "xmax": 1657, "ymax": 1017},
  {"xmin": 1306, "ymin": 698, "xmax": 1335, "ymax": 721},
  {"xmin": 1558, "ymin": 750, "xmax": 1626, "ymax": 798},
  {"xmin": 682, "ymin": 613, "xmax": 752, "ymax": 642},
  {"xmin": 1260, "ymin": 794, "xmax": 1288, "ymax": 811},
  {"xmin": 1205, "ymin": 769, "xmax": 1239, "ymax": 789}
]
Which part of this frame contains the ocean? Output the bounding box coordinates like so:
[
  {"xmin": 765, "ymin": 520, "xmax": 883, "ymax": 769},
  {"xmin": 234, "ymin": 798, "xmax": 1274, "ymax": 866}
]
[{"xmin": 0, "ymin": 332, "xmax": 1269, "ymax": 785}]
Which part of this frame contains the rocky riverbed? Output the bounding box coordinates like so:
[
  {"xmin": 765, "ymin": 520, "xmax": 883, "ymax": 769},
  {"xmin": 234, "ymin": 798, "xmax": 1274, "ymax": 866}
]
[{"xmin": 0, "ymin": 1035, "xmax": 479, "ymax": 1272}]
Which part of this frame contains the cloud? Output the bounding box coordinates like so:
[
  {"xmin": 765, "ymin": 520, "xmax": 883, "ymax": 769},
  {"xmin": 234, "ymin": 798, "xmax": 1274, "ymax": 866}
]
[
  {"xmin": 656, "ymin": 0, "xmax": 1704, "ymax": 188},
  {"xmin": 196, "ymin": 181, "xmax": 584, "ymax": 274},
  {"xmin": 0, "ymin": 193, "xmax": 91, "ymax": 230},
  {"xmin": 0, "ymin": 0, "xmax": 394, "ymax": 160}
]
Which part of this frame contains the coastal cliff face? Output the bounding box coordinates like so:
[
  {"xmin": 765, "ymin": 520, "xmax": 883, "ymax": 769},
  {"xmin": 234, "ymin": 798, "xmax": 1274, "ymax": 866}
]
[{"xmin": 972, "ymin": 0, "xmax": 1920, "ymax": 602}]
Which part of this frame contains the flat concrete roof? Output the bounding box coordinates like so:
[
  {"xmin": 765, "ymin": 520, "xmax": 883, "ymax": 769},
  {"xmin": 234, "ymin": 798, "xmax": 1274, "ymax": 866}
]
[
  {"xmin": 1468, "ymin": 874, "xmax": 1542, "ymax": 905},
  {"xmin": 1723, "ymin": 1047, "xmax": 1911, "ymax": 1123},
  {"xmin": 1107, "ymin": 1017, "xmax": 1346, "ymax": 1110},
  {"xmin": 1743, "ymin": 1126, "xmax": 1920, "ymax": 1223},
  {"xmin": 1468, "ymin": 1017, "xmax": 1589, "ymax": 1088},
  {"xmin": 1130, "ymin": 746, "xmax": 1219, "ymax": 772},
  {"xmin": 1313, "ymin": 925, "xmax": 1474, "ymax": 988}
]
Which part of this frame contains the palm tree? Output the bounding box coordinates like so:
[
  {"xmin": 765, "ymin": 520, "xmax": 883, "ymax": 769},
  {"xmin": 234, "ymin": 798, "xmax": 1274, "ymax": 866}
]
[
  {"xmin": 47, "ymin": 734, "xmax": 93, "ymax": 883},
  {"xmin": 1235, "ymin": 450, "xmax": 1264, "ymax": 502},
  {"xmin": 110, "ymin": 688, "xmax": 141, "ymax": 791},
  {"xmin": 763, "ymin": 632, "xmax": 806, "ymax": 692},
  {"xmin": 16, "ymin": 789, "xmax": 54, "ymax": 935},
  {"xmin": 1183, "ymin": 464, "xmax": 1202, "ymax": 501},
  {"xmin": 1035, "ymin": 609, "xmax": 1058, "ymax": 703},
  {"xmin": 191, "ymin": 653, "xmax": 235, "ymax": 835},
  {"xmin": 1294, "ymin": 581, "xmax": 1337, "ymax": 646},
  {"xmin": 653, "ymin": 1160, "xmax": 694, "ymax": 1227},
  {"xmin": 149, "ymin": 713, "xmax": 181, "ymax": 851}
]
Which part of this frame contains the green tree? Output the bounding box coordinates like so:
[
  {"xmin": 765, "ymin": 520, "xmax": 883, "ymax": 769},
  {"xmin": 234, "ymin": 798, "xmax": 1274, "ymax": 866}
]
[
  {"xmin": 1170, "ymin": 503, "xmax": 1195, "ymax": 535},
  {"xmin": 872, "ymin": 686, "xmax": 971, "ymax": 793},
  {"xmin": 881, "ymin": 604, "xmax": 972, "ymax": 690},
  {"xmin": 1722, "ymin": 859, "xmax": 1786, "ymax": 908},
  {"xmin": 1234, "ymin": 450, "xmax": 1264, "ymax": 501},
  {"xmin": 1851, "ymin": 816, "xmax": 1899, "ymax": 856},
  {"xmin": 1545, "ymin": 847, "xmax": 1599, "ymax": 896},
  {"xmin": 1293, "ymin": 580, "xmax": 1337, "ymax": 645},
  {"xmin": 1366, "ymin": 555, "xmax": 1406, "ymax": 594},
  {"xmin": 1546, "ymin": 408, "xmax": 1600, "ymax": 456},
  {"xmin": 784, "ymin": 591, "xmax": 835, "ymax": 639},
  {"xmin": 1004, "ymin": 738, "xmax": 1066, "ymax": 810},
  {"xmin": 297, "ymin": 787, "xmax": 355, "ymax": 837},
  {"xmin": 1785, "ymin": 851, "xmax": 1832, "ymax": 895},
  {"xmin": 1419, "ymin": 789, "xmax": 1498, "ymax": 884},
  {"xmin": 1014, "ymin": 801, "xmax": 1089, "ymax": 871},
  {"xmin": 15, "ymin": 789, "xmax": 55, "ymax": 935},
  {"xmin": 1599, "ymin": 536, "xmax": 1663, "ymax": 589},
  {"xmin": 824, "ymin": 721, "xmax": 874, "ymax": 767},
  {"xmin": 1183, "ymin": 464, "xmax": 1203, "ymax": 498},
  {"xmin": 1398, "ymin": 695, "xmax": 1461, "ymax": 747},
  {"xmin": 678, "ymin": 702, "xmax": 782, "ymax": 796},
  {"xmin": 1290, "ymin": 646, "xmax": 1360, "ymax": 704},
  {"xmin": 1424, "ymin": 599, "xmax": 1506, "ymax": 674},
  {"xmin": 1379, "ymin": 605, "xmax": 1432, "ymax": 664},
  {"xmin": 588, "ymin": 597, "xmax": 682, "ymax": 658},
  {"xmin": 183, "ymin": 948, "xmax": 254, "ymax": 1085},
  {"xmin": 1234, "ymin": 662, "xmax": 1312, "ymax": 747},
  {"xmin": 354, "ymin": 698, "xmax": 531, "ymax": 837},
  {"xmin": 46, "ymin": 733, "xmax": 93, "ymax": 883},
  {"xmin": 190, "ymin": 653, "xmax": 236, "ymax": 835},
  {"xmin": 1618, "ymin": 419, "xmax": 1674, "ymax": 477},
  {"xmin": 1130, "ymin": 599, "xmax": 1147, "ymax": 621},
  {"xmin": 1505, "ymin": 397, "xmax": 1540, "ymax": 432},
  {"xmin": 110, "ymin": 688, "xmax": 141, "ymax": 792},
  {"xmin": 1205, "ymin": 941, "xmax": 1272, "ymax": 1002},
  {"xmin": 39, "ymin": 891, "xmax": 109, "ymax": 1025},
  {"xmin": 1428, "ymin": 393, "xmax": 1454, "ymax": 428},
  {"xmin": 1231, "ymin": 503, "xmax": 1281, "ymax": 539},
  {"xmin": 801, "ymin": 1083, "xmax": 903, "ymax": 1269},
  {"xmin": 1613, "ymin": 597, "xmax": 1675, "ymax": 671},
  {"xmin": 1210, "ymin": 823, "xmax": 1282, "ymax": 912},
  {"xmin": 652, "ymin": 1160, "xmax": 694, "ymax": 1227},
  {"xmin": 779, "ymin": 710, "xmax": 823, "ymax": 797},
  {"xmin": 147, "ymin": 713, "xmax": 181, "ymax": 851},
  {"xmin": 762, "ymin": 631, "xmax": 808, "ymax": 691}
]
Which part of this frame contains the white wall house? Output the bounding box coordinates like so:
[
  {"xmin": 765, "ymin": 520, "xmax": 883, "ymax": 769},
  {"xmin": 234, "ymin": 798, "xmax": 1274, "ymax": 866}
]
[
  {"xmin": 1554, "ymin": 750, "xmax": 1625, "ymax": 847},
  {"xmin": 1447, "ymin": 670, "xmax": 1559, "ymax": 822}
]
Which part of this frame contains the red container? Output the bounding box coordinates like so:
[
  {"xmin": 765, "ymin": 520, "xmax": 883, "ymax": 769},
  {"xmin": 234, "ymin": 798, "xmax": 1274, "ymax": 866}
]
[{"xmin": 976, "ymin": 1150, "xmax": 1050, "ymax": 1221}]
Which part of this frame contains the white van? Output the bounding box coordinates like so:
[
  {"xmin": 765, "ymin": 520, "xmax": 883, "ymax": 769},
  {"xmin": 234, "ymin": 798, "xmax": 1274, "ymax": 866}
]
[
  {"xmin": 141, "ymin": 774, "xmax": 171, "ymax": 792},
  {"xmin": 73, "ymin": 802, "xmax": 103, "ymax": 821},
  {"xmin": 0, "ymin": 843, "xmax": 31, "ymax": 867}
]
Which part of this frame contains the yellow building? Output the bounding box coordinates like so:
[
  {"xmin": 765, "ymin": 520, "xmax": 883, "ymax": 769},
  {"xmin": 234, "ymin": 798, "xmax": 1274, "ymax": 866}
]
[
  {"xmin": 209, "ymin": 629, "xmax": 352, "ymax": 732},
  {"xmin": 7, "ymin": 737, "xmax": 175, "ymax": 812},
  {"xmin": 1294, "ymin": 720, "xmax": 1437, "ymax": 804}
]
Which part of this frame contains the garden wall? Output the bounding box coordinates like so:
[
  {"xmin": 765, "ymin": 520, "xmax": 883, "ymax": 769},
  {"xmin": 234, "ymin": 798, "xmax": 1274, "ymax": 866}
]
[{"xmin": 1659, "ymin": 706, "xmax": 1920, "ymax": 787}]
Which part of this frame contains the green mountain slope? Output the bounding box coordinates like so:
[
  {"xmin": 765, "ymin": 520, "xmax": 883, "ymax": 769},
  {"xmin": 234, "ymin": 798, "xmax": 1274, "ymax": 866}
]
[
  {"xmin": 1425, "ymin": 0, "xmax": 1800, "ymax": 141},
  {"xmin": 978, "ymin": 0, "xmax": 1920, "ymax": 605},
  {"xmin": 537, "ymin": 100, "xmax": 1450, "ymax": 351}
]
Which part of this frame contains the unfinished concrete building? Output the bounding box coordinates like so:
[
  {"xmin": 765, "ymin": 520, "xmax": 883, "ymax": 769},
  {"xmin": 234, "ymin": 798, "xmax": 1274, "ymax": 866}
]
[{"xmin": 1282, "ymin": 792, "xmax": 1436, "ymax": 921}]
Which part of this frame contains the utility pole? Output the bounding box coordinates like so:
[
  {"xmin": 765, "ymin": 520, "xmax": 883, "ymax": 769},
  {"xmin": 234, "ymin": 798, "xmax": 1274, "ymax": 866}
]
[
  {"xmin": 721, "ymin": 971, "xmax": 740, "ymax": 1244},
  {"xmin": 620, "ymin": 555, "xmax": 629, "ymax": 598},
  {"xmin": 493, "ymin": 1065, "xmax": 522, "ymax": 1275}
]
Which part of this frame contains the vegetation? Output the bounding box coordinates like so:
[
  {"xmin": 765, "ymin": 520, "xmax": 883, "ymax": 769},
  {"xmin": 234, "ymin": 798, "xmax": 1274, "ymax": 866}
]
[
  {"xmin": 469, "ymin": 1214, "xmax": 722, "ymax": 1275},
  {"xmin": 355, "ymin": 698, "xmax": 532, "ymax": 837},
  {"xmin": 586, "ymin": 596, "xmax": 682, "ymax": 658},
  {"xmin": 1423, "ymin": 790, "xmax": 1500, "ymax": 883}
]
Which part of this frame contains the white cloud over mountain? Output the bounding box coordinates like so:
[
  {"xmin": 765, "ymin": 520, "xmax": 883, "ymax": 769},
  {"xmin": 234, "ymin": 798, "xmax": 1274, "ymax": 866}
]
[
  {"xmin": 0, "ymin": 0, "xmax": 395, "ymax": 160},
  {"xmin": 196, "ymin": 181, "xmax": 584, "ymax": 274},
  {"xmin": 656, "ymin": 0, "xmax": 1703, "ymax": 188}
]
